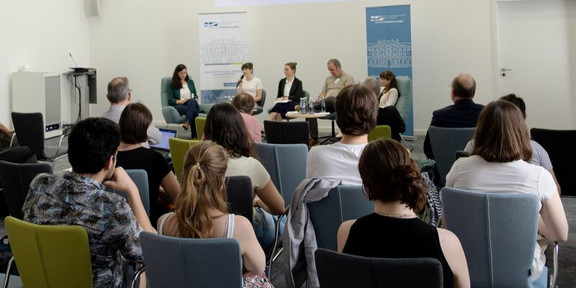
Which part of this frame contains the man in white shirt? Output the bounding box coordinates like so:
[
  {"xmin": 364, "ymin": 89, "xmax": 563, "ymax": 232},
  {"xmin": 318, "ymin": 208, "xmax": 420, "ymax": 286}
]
[
  {"xmin": 306, "ymin": 84, "xmax": 378, "ymax": 185},
  {"xmin": 100, "ymin": 77, "xmax": 162, "ymax": 145}
]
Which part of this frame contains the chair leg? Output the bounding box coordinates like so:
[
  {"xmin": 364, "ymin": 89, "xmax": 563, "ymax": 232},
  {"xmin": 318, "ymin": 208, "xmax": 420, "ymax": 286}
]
[
  {"xmin": 131, "ymin": 264, "xmax": 146, "ymax": 288},
  {"xmin": 550, "ymin": 241, "xmax": 559, "ymax": 288},
  {"xmin": 3, "ymin": 257, "xmax": 14, "ymax": 288},
  {"xmin": 268, "ymin": 213, "xmax": 285, "ymax": 278},
  {"xmin": 320, "ymin": 120, "xmax": 337, "ymax": 145}
]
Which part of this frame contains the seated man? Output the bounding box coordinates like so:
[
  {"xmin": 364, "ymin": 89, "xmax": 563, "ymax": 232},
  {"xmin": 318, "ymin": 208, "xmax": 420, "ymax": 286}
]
[
  {"xmin": 23, "ymin": 117, "xmax": 154, "ymax": 288},
  {"xmin": 101, "ymin": 77, "xmax": 162, "ymax": 145},
  {"xmin": 306, "ymin": 84, "xmax": 378, "ymax": 185},
  {"xmin": 232, "ymin": 93, "xmax": 262, "ymax": 143}
]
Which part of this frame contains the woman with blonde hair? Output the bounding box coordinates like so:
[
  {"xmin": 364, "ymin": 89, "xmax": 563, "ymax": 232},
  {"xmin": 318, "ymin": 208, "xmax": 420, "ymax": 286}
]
[{"xmin": 157, "ymin": 141, "xmax": 272, "ymax": 287}]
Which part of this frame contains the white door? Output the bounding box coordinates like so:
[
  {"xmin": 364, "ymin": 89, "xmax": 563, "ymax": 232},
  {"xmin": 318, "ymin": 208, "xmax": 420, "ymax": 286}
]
[{"xmin": 496, "ymin": 0, "xmax": 576, "ymax": 129}]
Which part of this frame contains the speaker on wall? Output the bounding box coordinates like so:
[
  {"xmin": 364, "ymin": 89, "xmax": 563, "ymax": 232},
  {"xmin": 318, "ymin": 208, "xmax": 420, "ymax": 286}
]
[{"xmin": 84, "ymin": 0, "xmax": 101, "ymax": 17}]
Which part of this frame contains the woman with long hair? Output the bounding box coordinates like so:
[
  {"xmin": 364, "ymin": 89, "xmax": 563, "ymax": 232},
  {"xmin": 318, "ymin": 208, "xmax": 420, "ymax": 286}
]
[
  {"xmin": 168, "ymin": 64, "xmax": 200, "ymax": 138},
  {"xmin": 378, "ymin": 70, "xmax": 399, "ymax": 107},
  {"xmin": 116, "ymin": 103, "xmax": 180, "ymax": 227},
  {"xmin": 157, "ymin": 141, "xmax": 272, "ymax": 287},
  {"xmin": 204, "ymin": 103, "xmax": 285, "ymax": 249},
  {"xmin": 446, "ymin": 100, "xmax": 568, "ymax": 283},
  {"xmin": 338, "ymin": 139, "xmax": 470, "ymax": 288}
]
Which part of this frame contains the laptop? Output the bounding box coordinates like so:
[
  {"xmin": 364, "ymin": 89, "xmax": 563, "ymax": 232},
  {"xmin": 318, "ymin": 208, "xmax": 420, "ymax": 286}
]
[{"xmin": 150, "ymin": 128, "xmax": 177, "ymax": 155}]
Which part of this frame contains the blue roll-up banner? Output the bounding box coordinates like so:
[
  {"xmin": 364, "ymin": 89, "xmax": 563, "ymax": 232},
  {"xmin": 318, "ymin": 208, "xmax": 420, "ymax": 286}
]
[{"xmin": 366, "ymin": 5, "xmax": 413, "ymax": 137}]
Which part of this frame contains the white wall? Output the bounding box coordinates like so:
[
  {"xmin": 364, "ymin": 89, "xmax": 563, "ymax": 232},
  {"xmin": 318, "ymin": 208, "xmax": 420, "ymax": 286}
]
[
  {"xmin": 88, "ymin": 0, "xmax": 496, "ymax": 135},
  {"xmin": 0, "ymin": 0, "xmax": 91, "ymax": 126}
]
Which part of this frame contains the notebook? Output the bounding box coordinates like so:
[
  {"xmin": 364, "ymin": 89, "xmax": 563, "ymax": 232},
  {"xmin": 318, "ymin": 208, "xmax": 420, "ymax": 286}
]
[{"xmin": 150, "ymin": 128, "xmax": 177, "ymax": 152}]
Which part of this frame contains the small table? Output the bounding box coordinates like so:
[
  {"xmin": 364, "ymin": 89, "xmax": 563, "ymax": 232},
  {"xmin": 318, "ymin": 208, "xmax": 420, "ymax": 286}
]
[{"xmin": 284, "ymin": 111, "xmax": 330, "ymax": 119}]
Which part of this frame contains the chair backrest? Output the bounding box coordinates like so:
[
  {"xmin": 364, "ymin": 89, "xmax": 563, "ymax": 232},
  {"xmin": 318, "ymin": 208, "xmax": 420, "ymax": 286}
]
[
  {"xmin": 530, "ymin": 128, "xmax": 576, "ymax": 196},
  {"xmin": 140, "ymin": 232, "xmax": 242, "ymax": 288},
  {"xmin": 367, "ymin": 125, "xmax": 392, "ymax": 142},
  {"xmin": 5, "ymin": 216, "xmax": 93, "ymax": 288},
  {"xmin": 308, "ymin": 185, "xmax": 373, "ymax": 251},
  {"xmin": 160, "ymin": 77, "xmax": 171, "ymax": 108},
  {"xmin": 315, "ymin": 248, "xmax": 443, "ymax": 288},
  {"xmin": 0, "ymin": 160, "xmax": 53, "ymax": 219},
  {"xmin": 263, "ymin": 120, "xmax": 309, "ymax": 146},
  {"xmin": 427, "ymin": 126, "xmax": 475, "ymax": 187},
  {"xmin": 257, "ymin": 89, "xmax": 266, "ymax": 107},
  {"xmin": 107, "ymin": 169, "xmax": 150, "ymax": 217},
  {"xmin": 441, "ymin": 187, "xmax": 539, "ymax": 287},
  {"xmin": 252, "ymin": 143, "xmax": 308, "ymax": 205},
  {"xmin": 225, "ymin": 176, "xmax": 253, "ymax": 222},
  {"xmin": 195, "ymin": 117, "xmax": 207, "ymax": 140},
  {"xmin": 11, "ymin": 112, "xmax": 47, "ymax": 159},
  {"xmin": 169, "ymin": 138, "xmax": 201, "ymax": 179},
  {"xmin": 395, "ymin": 76, "xmax": 412, "ymax": 123},
  {"xmin": 302, "ymin": 90, "xmax": 310, "ymax": 102}
]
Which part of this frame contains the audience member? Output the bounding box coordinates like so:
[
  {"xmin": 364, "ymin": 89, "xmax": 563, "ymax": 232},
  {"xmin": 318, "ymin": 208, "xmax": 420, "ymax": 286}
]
[
  {"xmin": 446, "ymin": 100, "xmax": 568, "ymax": 282},
  {"xmin": 167, "ymin": 64, "xmax": 200, "ymax": 138},
  {"xmin": 0, "ymin": 121, "xmax": 35, "ymax": 163},
  {"xmin": 236, "ymin": 62, "xmax": 264, "ymax": 104},
  {"xmin": 204, "ymin": 103, "xmax": 284, "ymax": 249},
  {"xmin": 116, "ymin": 103, "xmax": 181, "ymax": 227},
  {"xmin": 464, "ymin": 93, "xmax": 561, "ymax": 193},
  {"xmin": 157, "ymin": 141, "xmax": 272, "ymax": 287},
  {"xmin": 363, "ymin": 78, "xmax": 406, "ymax": 142},
  {"xmin": 23, "ymin": 117, "xmax": 154, "ymax": 288},
  {"xmin": 338, "ymin": 139, "xmax": 470, "ymax": 288},
  {"xmin": 268, "ymin": 62, "xmax": 304, "ymax": 121},
  {"xmin": 308, "ymin": 59, "xmax": 355, "ymax": 146},
  {"xmin": 378, "ymin": 70, "xmax": 399, "ymax": 107},
  {"xmin": 232, "ymin": 93, "xmax": 262, "ymax": 143},
  {"xmin": 101, "ymin": 77, "xmax": 162, "ymax": 144},
  {"xmin": 423, "ymin": 73, "xmax": 484, "ymax": 159},
  {"xmin": 306, "ymin": 84, "xmax": 378, "ymax": 185}
]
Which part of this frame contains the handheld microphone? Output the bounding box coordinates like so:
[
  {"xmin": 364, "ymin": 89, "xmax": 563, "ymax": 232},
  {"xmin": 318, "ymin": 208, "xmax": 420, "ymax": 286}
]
[
  {"xmin": 236, "ymin": 75, "xmax": 244, "ymax": 87},
  {"xmin": 69, "ymin": 52, "xmax": 78, "ymax": 67}
]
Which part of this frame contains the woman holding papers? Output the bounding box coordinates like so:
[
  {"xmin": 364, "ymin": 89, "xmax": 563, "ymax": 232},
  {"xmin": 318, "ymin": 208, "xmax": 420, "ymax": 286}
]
[
  {"xmin": 168, "ymin": 64, "xmax": 200, "ymax": 138},
  {"xmin": 268, "ymin": 62, "xmax": 304, "ymax": 121}
]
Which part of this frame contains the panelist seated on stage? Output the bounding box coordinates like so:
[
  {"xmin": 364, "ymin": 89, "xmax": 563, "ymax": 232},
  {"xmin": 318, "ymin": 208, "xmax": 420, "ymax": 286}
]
[
  {"xmin": 362, "ymin": 78, "xmax": 406, "ymax": 142},
  {"xmin": 268, "ymin": 62, "xmax": 304, "ymax": 121},
  {"xmin": 236, "ymin": 62, "xmax": 263, "ymax": 105},
  {"xmin": 100, "ymin": 77, "xmax": 162, "ymax": 145},
  {"xmin": 306, "ymin": 84, "xmax": 378, "ymax": 185},
  {"xmin": 168, "ymin": 64, "xmax": 200, "ymax": 139}
]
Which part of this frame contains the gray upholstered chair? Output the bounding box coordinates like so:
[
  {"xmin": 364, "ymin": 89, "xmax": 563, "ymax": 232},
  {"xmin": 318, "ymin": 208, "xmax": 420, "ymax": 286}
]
[
  {"xmin": 225, "ymin": 176, "xmax": 253, "ymax": 222},
  {"xmin": 252, "ymin": 89, "xmax": 266, "ymax": 115},
  {"xmin": 160, "ymin": 77, "xmax": 186, "ymax": 124},
  {"xmin": 395, "ymin": 76, "xmax": 412, "ymax": 126},
  {"xmin": 427, "ymin": 126, "xmax": 475, "ymax": 187},
  {"xmin": 441, "ymin": 187, "xmax": 542, "ymax": 287},
  {"xmin": 106, "ymin": 169, "xmax": 150, "ymax": 217},
  {"xmin": 315, "ymin": 248, "xmax": 443, "ymax": 288},
  {"xmin": 139, "ymin": 232, "xmax": 242, "ymax": 288},
  {"xmin": 308, "ymin": 185, "xmax": 373, "ymax": 251}
]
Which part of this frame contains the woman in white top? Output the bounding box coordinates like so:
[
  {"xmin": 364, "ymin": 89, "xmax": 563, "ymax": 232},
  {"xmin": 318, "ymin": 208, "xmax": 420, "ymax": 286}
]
[
  {"xmin": 157, "ymin": 141, "xmax": 272, "ymax": 287},
  {"xmin": 378, "ymin": 71, "xmax": 399, "ymax": 107},
  {"xmin": 168, "ymin": 64, "xmax": 200, "ymax": 138},
  {"xmin": 236, "ymin": 62, "xmax": 263, "ymax": 105},
  {"xmin": 204, "ymin": 103, "xmax": 285, "ymax": 249},
  {"xmin": 446, "ymin": 100, "xmax": 568, "ymax": 283}
]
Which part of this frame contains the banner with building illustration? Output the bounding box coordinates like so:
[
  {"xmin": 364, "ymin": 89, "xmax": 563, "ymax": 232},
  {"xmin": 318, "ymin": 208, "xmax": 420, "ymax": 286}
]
[
  {"xmin": 199, "ymin": 12, "xmax": 248, "ymax": 104},
  {"xmin": 366, "ymin": 5, "xmax": 413, "ymax": 137}
]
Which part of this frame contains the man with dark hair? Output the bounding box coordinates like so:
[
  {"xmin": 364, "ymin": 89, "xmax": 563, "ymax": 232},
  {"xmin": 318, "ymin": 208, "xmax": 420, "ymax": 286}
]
[
  {"xmin": 306, "ymin": 84, "xmax": 378, "ymax": 185},
  {"xmin": 101, "ymin": 77, "xmax": 162, "ymax": 145},
  {"xmin": 308, "ymin": 59, "xmax": 356, "ymax": 146},
  {"xmin": 423, "ymin": 73, "xmax": 484, "ymax": 159},
  {"xmin": 23, "ymin": 117, "xmax": 154, "ymax": 288}
]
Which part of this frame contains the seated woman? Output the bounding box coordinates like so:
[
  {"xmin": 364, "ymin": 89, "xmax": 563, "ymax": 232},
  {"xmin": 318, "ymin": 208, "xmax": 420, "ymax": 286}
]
[
  {"xmin": 379, "ymin": 71, "xmax": 399, "ymax": 107},
  {"xmin": 362, "ymin": 78, "xmax": 406, "ymax": 142},
  {"xmin": 447, "ymin": 100, "xmax": 568, "ymax": 283},
  {"xmin": 204, "ymin": 103, "xmax": 285, "ymax": 249},
  {"xmin": 268, "ymin": 62, "xmax": 304, "ymax": 121},
  {"xmin": 338, "ymin": 139, "xmax": 469, "ymax": 288},
  {"xmin": 232, "ymin": 93, "xmax": 262, "ymax": 143},
  {"xmin": 236, "ymin": 62, "xmax": 263, "ymax": 105},
  {"xmin": 116, "ymin": 103, "xmax": 181, "ymax": 227},
  {"xmin": 157, "ymin": 141, "xmax": 272, "ymax": 287},
  {"xmin": 168, "ymin": 64, "xmax": 200, "ymax": 138}
]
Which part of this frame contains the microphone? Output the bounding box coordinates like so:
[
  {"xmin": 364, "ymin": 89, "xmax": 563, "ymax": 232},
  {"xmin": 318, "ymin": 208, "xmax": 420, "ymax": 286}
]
[
  {"xmin": 236, "ymin": 75, "xmax": 244, "ymax": 87},
  {"xmin": 69, "ymin": 52, "xmax": 78, "ymax": 67}
]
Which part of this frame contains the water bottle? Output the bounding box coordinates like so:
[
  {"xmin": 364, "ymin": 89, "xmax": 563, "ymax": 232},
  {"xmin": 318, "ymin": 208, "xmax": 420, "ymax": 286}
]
[
  {"xmin": 300, "ymin": 98, "xmax": 306, "ymax": 114},
  {"xmin": 321, "ymin": 97, "xmax": 326, "ymax": 113},
  {"xmin": 308, "ymin": 98, "xmax": 315, "ymax": 114}
]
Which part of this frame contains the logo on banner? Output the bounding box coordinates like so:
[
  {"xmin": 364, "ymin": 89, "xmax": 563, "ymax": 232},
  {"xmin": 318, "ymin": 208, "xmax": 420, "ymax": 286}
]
[
  {"xmin": 203, "ymin": 21, "xmax": 219, "ymax": 28},
  {"xmin": 370, "ymin": 15, "xmax": 384, "ymax": 23}
]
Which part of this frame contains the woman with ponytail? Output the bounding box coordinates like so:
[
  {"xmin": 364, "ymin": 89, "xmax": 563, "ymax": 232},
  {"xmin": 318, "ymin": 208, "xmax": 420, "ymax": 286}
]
[
  {"xmin": 156, "ymin": 141, "xmax": 273, "ymax": 287},
  {"xmin": 337, "ymin": 139, "xmax": 470, "ymax": 288}
]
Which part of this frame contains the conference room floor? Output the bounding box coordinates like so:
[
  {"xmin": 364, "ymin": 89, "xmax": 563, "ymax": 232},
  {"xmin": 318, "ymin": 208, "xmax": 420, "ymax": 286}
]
[{"xmin": 2, "ymin": 134, "xmax": 574, "ymax": 287}]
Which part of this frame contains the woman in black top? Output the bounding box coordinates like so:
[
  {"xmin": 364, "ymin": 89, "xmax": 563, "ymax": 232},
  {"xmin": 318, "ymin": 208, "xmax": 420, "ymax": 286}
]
[
  {"xmin": 337, "ymin": 139, "xmax": 470, "ymax": 288},
  {"xmin": 268, "ymin": 62, "xmax": 304, "ymax": 121}
]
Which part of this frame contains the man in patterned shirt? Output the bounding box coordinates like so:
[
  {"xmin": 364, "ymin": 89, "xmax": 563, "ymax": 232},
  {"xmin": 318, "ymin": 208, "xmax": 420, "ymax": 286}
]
[{"xmin": 23, "ymin": 117, "xmax": 154, "ymax": 288}]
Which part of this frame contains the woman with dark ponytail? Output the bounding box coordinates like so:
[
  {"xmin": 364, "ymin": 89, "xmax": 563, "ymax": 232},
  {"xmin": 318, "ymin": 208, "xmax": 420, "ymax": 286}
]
[{"xmin": 337, "ymin": 139, "xmax": 470, "ymax": 288}]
